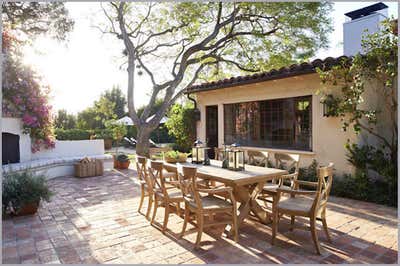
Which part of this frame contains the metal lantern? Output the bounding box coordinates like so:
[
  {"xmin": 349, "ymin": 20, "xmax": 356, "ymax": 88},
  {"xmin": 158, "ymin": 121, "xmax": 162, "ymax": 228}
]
[
  {"xmin": 192, "ymin": 140, "xmax": 206, "ymax": 164},
  {"xmin": 227, "ymin": 143, "xmax": 245, "ymax": 171}
]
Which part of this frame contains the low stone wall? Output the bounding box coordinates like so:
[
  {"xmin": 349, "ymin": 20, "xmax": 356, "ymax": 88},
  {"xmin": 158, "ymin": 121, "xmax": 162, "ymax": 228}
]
[{"xmin": 32, "ymin": 140, "xmax": 106, "ymax": 160}]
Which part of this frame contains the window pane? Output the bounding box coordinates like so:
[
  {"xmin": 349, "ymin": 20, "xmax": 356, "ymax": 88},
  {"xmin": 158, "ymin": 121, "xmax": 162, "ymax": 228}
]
[{"xmin": 223, "ymin": 96, "xmax": 312, "ymax": 151}]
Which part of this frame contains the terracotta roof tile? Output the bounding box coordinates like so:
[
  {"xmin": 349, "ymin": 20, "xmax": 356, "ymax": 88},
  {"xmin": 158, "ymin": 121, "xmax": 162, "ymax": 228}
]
[{"xmin": 186, "ymin": 55, "xmax": 351, "ymax": 94}]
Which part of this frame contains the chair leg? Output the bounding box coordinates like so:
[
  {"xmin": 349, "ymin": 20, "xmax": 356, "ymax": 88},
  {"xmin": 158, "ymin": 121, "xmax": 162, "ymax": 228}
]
[
  {"xmin": 138, "ymin": 186, "xmax": 145, "ymax": 214},
  {"xmin": 145, "ymin": 194, "xmax": 153, "ymax": 220},
  {"xmin": 180, "ymin": 203, "xmax": 190, "ymax": 238},
  {"xmin": 162, "ymin": 204, "xmax": 170, "ymax": 234},
  {"xmin": 195, "ymin": 213, "xmax": 204, "ymax": 249},
  {"xmin": 271, "ymin": 208, "xmax": 279, "ymax": 245},
  {"xmin": 290, "ymin": 215, "xmax": 295, "ymax": 231},
  {"xmin": 232, "ymin": 208, "xmax": 238, "ymax": 243},
  {"xmin": 151, "ymin": 197, "xmax": 158, "ymax": 224},
  {"xmin": 321, "ymin": 210, "xmax": 331, "ymax": 243},
  {"xmin": 310, "ymin": 217, "xmax": 321, "ymax": 255},
  {"xmin": 176, "ymin": 202, "xmax": 181, "ymax": 217}
]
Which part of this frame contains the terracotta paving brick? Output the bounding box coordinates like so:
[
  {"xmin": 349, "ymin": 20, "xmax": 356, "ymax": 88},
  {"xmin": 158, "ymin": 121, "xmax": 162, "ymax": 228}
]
[{"xmin": 2, "ymin": 169, "xmax": 398, "ymax": 264}]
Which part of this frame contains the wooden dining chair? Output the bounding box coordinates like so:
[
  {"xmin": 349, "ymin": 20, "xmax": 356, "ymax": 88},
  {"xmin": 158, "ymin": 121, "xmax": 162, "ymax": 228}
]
[
  {"xmin": 148, "ymin": 161, "xmax": 184, "ymax": 233},
  {"xmin": 177, "ymin": 165, "xmax": 238, "ymax": 249},
  {"xmin": 272, "ymin": 163, "xmax": 334, "ymax": 255},
  {"xmin": 247, "ymin": 150, "xmax": 269, "ymax": 166},
  {"xmin": 214, "ymin": 147, "xmax": 225, "ymax": 161},
  {"xmin": 136, "ymin": 156, "xmax": 153, "ymax": 220},
  {"xmin": 258, "ymin": 153, "xmax": 300, "ymax": 211}
]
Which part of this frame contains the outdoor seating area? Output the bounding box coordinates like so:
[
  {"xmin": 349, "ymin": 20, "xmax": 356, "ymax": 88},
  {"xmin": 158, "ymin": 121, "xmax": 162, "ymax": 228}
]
[
  {"xmin": 2, "ymin": 2, "xmax": 398, "ymax": 265},
  {"xmin": 2, "ymin": 168, "xmax": 397, "ymax": 264}
]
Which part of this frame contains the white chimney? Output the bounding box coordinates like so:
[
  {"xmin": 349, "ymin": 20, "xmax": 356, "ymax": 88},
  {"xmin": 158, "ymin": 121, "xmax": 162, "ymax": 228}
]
[{"xmin": 343, "ymin": 2, "xmax": 388, "ymax": 56}]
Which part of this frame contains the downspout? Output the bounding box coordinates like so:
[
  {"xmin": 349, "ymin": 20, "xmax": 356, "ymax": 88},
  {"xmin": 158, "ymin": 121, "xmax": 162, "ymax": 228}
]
[{"xmin": 187, "ymin": 93, "xmax": 197, "ymax": 110}]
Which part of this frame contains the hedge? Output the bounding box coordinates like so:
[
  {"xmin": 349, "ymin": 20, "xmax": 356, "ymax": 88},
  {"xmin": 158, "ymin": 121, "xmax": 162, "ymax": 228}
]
[{"xmin": 55, "ymin": 129, "xmax": 93, "ymax": 140}]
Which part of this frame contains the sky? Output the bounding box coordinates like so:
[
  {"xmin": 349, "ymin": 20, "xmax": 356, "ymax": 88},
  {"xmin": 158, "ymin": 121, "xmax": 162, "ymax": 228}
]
[{"xmin": 22, "ymin": 1, "xmax": 398, "ymax": 114}]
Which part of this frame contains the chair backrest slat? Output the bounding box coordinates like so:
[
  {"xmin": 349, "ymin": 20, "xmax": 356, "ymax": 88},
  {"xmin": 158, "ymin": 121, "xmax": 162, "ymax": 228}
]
[
  {"xmin": 136, "ymin": 156, "xmax": 148, "ymax": 183},
  {"xmin": 148, "ymin": 161, "xmax": 167, "ymax": 196},
  {"xmin": 177, "ymin": 164, "xmax": 202, "ymax": 209},
  {"xmin": 275, "ymin": 153, "xmax": 300, "ymax": 173},
  {"xmin": 247, "ymin": 150, "xmax": 268, "ymax": 166}
]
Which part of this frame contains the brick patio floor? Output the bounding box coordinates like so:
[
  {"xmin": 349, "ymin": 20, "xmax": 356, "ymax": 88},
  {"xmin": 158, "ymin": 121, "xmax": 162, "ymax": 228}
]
[{"xmin": 2, "ymin": 169, "xmax": 398, "ymax": 264}]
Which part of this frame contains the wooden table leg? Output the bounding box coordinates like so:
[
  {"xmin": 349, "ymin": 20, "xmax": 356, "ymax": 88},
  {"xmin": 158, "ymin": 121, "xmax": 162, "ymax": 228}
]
[
  {"xmin": 227, "ymin": 182, "xmax": 271, "ymax": 235},
  {"xmin": 249, "ymin": 182, "xmax": 273, "ymax": 224}
]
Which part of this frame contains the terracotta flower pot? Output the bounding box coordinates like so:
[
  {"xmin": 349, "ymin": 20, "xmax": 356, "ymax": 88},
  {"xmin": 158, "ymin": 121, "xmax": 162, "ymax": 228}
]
[
  {"xmin": 116, "ymin": 160, "xmax": 130, "ymax": 169},
  {"xmin": 104, "ymin": 139, "xmax": 113, "ymax": 150},
  {"xmin": 16, "ymin": 201, "xmax": 39, "ymax": 216}
]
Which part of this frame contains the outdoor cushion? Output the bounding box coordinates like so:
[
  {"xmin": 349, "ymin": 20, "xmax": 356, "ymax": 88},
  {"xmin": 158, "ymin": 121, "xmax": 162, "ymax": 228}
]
[
  {"xmin": 277, "ymin": 196, "xmax": 313, "ymax": 213},
  {"xmin": 2, "ymin": 154, "xmax": 113, "ymax": 174},
  {"xmin": 189, "ymin": 195, "xmax": 232, "ymax": 210}
]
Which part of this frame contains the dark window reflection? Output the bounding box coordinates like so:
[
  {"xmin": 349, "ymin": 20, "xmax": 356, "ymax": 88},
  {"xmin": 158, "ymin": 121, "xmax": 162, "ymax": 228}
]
[{"xmin": 224, "ymin": 96, "xmax": 312, "ymax": 151}]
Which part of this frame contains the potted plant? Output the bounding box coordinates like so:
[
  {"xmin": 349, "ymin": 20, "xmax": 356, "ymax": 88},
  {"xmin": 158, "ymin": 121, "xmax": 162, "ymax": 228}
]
[
  {"xmin": 96, "ymin": 129, "xmax": 113, "ymax": 149},
  {"xmin": 163, "ymin": 150, "xmax": 188, "ymax": 163},
  {"xmin": 105, "ymin": 120, "xmax": 128, "ymax": 168},
  {"xmin": 115, "ymin": 154, "xmax": 130, "ymax": 169},
  {"xmin": 2, "ymin": 171, "xmax": 53, "ymax": 217}
]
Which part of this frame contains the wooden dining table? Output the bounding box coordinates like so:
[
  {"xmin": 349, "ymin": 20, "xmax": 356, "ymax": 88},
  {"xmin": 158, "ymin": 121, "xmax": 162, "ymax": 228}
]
[{"xmin": 162, "ymin": 159, "xmax": 288, "ymax": 233}]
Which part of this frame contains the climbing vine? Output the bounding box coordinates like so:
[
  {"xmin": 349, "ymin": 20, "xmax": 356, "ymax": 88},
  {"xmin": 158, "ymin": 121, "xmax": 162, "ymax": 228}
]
[
  {"xmin": 2, "ymin": 29, "xmax": 55, "ymax": 152},
  {"xmin": 318, "ymin": 19, "xmax": 398, "ymax": 205}
]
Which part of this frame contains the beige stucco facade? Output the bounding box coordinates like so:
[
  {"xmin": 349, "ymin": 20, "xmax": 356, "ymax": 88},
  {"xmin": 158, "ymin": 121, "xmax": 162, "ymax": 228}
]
[{"xmin": 193, "ymin": 73, "xmax": 359, "ymax": 174}]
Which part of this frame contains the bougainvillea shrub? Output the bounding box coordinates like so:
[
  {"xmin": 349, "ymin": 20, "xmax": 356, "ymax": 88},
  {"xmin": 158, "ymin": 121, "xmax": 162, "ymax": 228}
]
[{"xmin": 2, "ymin": 29, "xmax": 55, "ymax": 152}]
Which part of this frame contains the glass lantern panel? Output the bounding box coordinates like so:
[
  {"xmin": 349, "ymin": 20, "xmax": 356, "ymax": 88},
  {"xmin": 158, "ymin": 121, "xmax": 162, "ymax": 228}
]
[
  {"xmin": 198, "ymin": 148, "xmax": 205, "ymax": 161},
  {"xmin": 192, "ymin": 147, "xmax": 198, "ymax": 162},
  {"xmin": 236, "ymin": 151, "xmax": 244, "ymax": 168},
  {"xmin": 228, "ymin": 151, "xmax": 234, "ymax": 168}
]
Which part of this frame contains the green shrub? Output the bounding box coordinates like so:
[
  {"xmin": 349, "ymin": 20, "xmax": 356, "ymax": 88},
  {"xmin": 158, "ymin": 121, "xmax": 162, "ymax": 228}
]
[
  {"xmin": 94, "ymin": 128, "xmax": 113, "ymax": 139},
  {"xmin": 298, "ymin": 160, "xmax": 397, "ymax": 207},
  {"xmin": 55, "ymin": 128, "xmax": 93, "ymax": 140},
  {"xmin": 298, "ymin": 159, "xmax": 318, "ymax": 182},
  {"xmin": 165, "ymin": 103, "xmax": 196, "ymax": 152},
  {"xmin": 2, "ymin": 171, "xmax": 53, "ymax": 216}
]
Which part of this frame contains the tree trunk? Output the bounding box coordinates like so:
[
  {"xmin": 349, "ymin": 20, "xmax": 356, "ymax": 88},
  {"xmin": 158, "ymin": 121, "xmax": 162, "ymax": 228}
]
[{"xmin": 135, "ymin": 126, "xmax": 153, "ymax": 157}]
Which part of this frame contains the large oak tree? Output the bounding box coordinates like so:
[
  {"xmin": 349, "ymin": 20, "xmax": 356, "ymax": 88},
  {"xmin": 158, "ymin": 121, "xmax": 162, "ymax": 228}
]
[{"xmin": 101, "ymin": 2, "xmax": 333, "ymax": 155}]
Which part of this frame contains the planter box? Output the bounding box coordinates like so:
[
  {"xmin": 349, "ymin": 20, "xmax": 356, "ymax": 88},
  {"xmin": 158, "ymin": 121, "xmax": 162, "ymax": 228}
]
[{"xmin": 74, "ymin": 158, "xmax": 103, "ymax": 177}]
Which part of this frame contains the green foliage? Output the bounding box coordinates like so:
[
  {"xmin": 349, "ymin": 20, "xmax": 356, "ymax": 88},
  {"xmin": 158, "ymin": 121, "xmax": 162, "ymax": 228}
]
[
  {"xmin": 2, "ymin": 2, "xmax": 74, "ymax": 41},
  {"xmin": 94, "ymin": 128, "xmax": 113, "ymax": 140},
  {"xmin": 54, "ymin": 109, "xmax": 76, "ymax": 129},
  {"xmin": 317, "ymin": 20, "xmax": 397, "ymax": 205},
  {"xmin": 297, "ymin": 159, "xmax": 319, "ymax": 182},
  {"xmin": 2, "ymin": 171, "xmax": 53, "ymax": 215},
  {"xmin": 105, "ymin": 120, "xmax": 127, "ymax": 144},
  {"xmin": 331, "ymin": 171, "xmax": 396, "ymax": 207},
  {"xmin": 76, "ymin": 87, "xmax": 127, "ymax": 130},
  {"xmin": 54, "ymin": 128, "xmax": 93, "ymax": 140},
  {"xmin": 116, "ymin": 154, "xmax": 129, "ymax": 162},
  {"xmin": 100, "ymin": 86, "xmax": 127, "ymax": 119},
  {"xmin": 165, "ymin": 103, "xmax": 197, "ymax": 152},
  {"xmin": 298, "ymin": 160, "xmax": 397, "ymax": 207},
  {"xmin": 345, "ymin": 142, "xmax": 397, "ymax": 205},
  {"xmin": 163, "ymin": 150, "xmax": 188, "ymax": 159}
]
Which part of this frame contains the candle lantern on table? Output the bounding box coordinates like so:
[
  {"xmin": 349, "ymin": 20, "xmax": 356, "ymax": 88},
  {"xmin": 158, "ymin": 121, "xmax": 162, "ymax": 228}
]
[
  {"xmin": 192, "ymin": 140, "xmax": 207, "ymax": 164},
  {"xmin": 227, "ymin": 143, "xmax": 245, "ymax": 171}
]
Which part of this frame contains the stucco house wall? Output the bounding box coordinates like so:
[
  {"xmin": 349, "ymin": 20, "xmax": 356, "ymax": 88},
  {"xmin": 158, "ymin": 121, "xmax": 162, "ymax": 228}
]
[{"xmin": 194, "ymin": 73, "xmax": 359, "ymax": 174}]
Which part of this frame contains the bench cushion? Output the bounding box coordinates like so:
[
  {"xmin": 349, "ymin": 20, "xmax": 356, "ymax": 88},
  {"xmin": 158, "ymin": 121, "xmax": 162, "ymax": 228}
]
[{"xmin": 2, "ymin": 154, "xmax": 113, "ymax": 174}]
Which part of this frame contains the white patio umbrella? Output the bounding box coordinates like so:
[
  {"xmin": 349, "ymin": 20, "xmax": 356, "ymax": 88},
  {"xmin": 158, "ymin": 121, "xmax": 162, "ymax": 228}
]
[
  {"xmin": 115, "ymin": 116, "xmax": 134, "ymax": 126},
  {"xmin": 146, "ymin": 114, "xmax": 169, "ymax": 124}
]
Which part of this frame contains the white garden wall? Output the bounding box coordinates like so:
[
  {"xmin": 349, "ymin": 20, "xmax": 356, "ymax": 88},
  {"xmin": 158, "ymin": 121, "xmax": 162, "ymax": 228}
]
[
  {"xmin": 31, "ymin": 140, "xmax": 106, "ymax": 160},
  {"xmin": 2, "ymin": 118, "xmax": 113, "ymax": 178}
]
